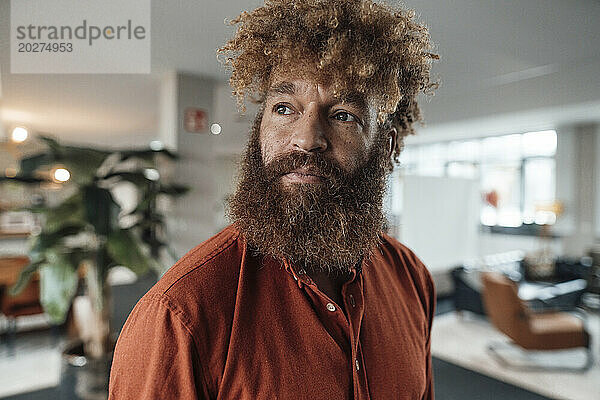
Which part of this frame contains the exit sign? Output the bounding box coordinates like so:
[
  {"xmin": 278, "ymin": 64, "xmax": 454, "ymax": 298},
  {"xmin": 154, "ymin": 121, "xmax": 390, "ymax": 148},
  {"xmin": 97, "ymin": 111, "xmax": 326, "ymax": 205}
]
[{"xmin": 184, "ymin": 108, "xmax": 208, "ymax": 133}]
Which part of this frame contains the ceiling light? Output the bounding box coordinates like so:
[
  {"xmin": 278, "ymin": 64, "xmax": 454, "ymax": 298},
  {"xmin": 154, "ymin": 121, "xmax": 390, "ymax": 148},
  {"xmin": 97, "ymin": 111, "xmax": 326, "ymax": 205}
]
[
  {"xmin": 54, "ymin": 168, "xmax": 70, "ymax": 182},
  {"xmin": 11, "ymin": 126, "xmax": 28, "ymax": 143}
]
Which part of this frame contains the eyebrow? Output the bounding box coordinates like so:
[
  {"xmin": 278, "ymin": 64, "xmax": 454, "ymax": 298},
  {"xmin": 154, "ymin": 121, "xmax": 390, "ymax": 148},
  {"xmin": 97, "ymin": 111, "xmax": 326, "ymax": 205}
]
[
  {"xmin": 267, "ymin": 81, "xmax": 296, "ymax": 97},
  {"xmin": 338, "ymin": 91, "xmax": 368, "ymax": 113}
]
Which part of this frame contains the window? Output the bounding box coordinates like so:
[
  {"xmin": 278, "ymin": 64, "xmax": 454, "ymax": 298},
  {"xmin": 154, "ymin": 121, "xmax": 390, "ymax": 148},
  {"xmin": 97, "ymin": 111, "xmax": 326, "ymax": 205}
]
[{"xmin": 397, "ymin": 130, "xmax": 557, "ymax": 229}]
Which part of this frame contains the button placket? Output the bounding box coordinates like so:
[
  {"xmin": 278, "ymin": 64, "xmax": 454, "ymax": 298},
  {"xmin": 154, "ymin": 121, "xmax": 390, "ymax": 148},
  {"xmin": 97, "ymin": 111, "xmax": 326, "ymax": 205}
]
[{"xmin": 349, "ymin": 294, "xmax": 356, "ymax": 308}]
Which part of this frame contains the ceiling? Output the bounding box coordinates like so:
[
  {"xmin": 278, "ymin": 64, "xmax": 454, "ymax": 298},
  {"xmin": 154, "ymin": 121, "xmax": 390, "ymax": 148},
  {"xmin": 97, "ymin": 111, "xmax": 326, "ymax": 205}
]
[{"xmin": 1, "ymin": 0, "xmax": 599, "ymax": 146}]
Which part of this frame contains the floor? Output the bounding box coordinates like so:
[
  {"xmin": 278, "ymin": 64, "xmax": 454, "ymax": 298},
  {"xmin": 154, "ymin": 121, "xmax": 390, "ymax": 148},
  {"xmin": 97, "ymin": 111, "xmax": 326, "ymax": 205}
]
[
  {"xmin": 0, "ymin": 327, "xmax": 63, "ymax": 398},
  {"xmin": 432, "ymin": 310, "xmax": 600, "ymax": 400},
  {"xmin": 433, "ymin": 358, "xmax": 550, "ymax": 400},
  {"xmin": 432, "ymin": 297, "xmax": 552, "ymax": 399}
]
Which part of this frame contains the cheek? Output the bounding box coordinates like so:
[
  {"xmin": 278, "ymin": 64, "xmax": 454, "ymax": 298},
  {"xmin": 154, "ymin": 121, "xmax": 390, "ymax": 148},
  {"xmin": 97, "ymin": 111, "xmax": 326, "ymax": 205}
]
[
  {"xmin": 329, "ymin": 135, "xmax": 368, "ymax": 172},
  {"xmin": 259, "ymin": 125, "xmax": 286, "ymax": 165}
]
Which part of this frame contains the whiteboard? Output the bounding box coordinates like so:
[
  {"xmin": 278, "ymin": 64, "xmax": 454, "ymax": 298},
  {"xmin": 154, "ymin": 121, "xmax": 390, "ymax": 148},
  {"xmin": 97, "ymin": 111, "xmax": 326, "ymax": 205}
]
[{"xmin": 399, "ymin": 175, "xmax": 480, "ymax": 273}]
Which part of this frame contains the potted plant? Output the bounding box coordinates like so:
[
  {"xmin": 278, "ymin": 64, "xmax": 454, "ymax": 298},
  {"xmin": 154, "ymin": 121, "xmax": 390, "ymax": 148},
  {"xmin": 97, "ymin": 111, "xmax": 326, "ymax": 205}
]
[{"xmin": 3, "ymin": 135, "xmax": 188, "ymax": 398}]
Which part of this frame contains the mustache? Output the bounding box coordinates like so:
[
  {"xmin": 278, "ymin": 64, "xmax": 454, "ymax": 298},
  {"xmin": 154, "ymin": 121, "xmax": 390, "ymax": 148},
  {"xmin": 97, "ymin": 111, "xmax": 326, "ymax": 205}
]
[{"xmin": 262, "ymin": 151, "xmax": 345, "ymax": 184}]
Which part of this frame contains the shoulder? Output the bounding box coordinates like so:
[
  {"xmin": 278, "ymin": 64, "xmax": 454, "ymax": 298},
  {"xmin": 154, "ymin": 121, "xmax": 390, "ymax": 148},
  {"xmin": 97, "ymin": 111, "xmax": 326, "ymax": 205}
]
[
  {"xmin": 134, "ymin": 224, "xmax": 245, "ymax": 326},
  {"xmin": 379, "ymin": 233, "xmax": 431, "ymax": 280},
  {"xmin": 378, "ymin": 233, "xmax": 436, "ymax": 311},
  {"xmin": 111, "ymin": 226, "xmax": 245, "ymax": 399},
  {"xmin": 154, "ymin": 224, "xmax": 242, "ymax": 295}
]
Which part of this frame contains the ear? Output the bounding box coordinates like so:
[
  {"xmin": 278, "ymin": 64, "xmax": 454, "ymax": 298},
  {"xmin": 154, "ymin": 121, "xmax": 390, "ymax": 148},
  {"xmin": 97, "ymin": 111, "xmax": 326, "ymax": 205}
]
[{"xmin": 387, "ymin": 127, "xmax": 398, "ymax": 160}]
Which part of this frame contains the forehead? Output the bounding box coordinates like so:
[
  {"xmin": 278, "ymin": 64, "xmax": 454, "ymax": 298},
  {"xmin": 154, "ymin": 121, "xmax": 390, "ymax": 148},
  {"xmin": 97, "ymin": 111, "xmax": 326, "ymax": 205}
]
[
  {"xmin": 267, "ymin": 80, "xmax": 367, "ymax": 108},
  {"xmin": 265, "ymin": 68, "xmax": 370, "ymax": 108}
]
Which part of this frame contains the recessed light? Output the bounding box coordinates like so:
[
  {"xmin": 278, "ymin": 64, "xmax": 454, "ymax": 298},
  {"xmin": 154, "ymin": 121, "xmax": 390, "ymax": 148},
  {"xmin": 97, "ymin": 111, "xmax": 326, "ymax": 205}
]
[{"xmin": 210, "ymin": 123, "xmax": 222, "ymax": 135}]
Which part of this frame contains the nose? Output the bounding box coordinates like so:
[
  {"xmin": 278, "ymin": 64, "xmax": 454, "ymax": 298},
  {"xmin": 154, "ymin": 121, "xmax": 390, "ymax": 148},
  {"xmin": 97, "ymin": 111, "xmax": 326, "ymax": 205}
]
[{"xmin": 291, "ymin": 104, "xmax": 328, "ymax": 153}]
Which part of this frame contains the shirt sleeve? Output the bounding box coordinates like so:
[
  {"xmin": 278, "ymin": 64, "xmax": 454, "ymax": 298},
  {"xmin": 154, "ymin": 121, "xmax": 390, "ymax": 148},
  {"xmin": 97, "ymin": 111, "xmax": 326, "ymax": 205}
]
[
  {"xmin": 422, "ymin": 269, "xmax": 437, "ymax": 400},
  {"xmin": 422, "ymin": 315, "xmax": 434, "ymax": 399},
  {"xmin": 108, "ymin": 293, "xmax": 211, "ymax": 400}
]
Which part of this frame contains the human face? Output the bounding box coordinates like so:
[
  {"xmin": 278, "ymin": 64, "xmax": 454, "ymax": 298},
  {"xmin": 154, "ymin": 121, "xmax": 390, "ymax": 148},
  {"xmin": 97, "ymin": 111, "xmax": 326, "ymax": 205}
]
[
  {"xmin": 259, "ymin": 75, "xmax": 380, "ymax": 185},
  {"xmin": 228, "ymin": 103, "xmax": 389, "ymax": 274}
]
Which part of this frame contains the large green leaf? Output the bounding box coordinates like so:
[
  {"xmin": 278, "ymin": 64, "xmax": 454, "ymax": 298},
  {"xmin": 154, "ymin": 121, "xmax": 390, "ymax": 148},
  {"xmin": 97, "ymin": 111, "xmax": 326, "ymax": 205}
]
[
  {"xmin": 26, "ymin": 235, "xmax": 46, "ymax": 266},
  {"xmin": 20, "ymin": 153, "xmax": 55, "ymax": 175},
  {"xmin": 39, "ymin": 136, "xmax": 110, "ymax": 185},
  {"xmin": 39, "ymin": 135, "xmax": 111, "ymax": 161},
  {"xmin": 38, "ymin": 252, "xmax": 79, "ymax": 324},
  {"xmin": 106, "ymin": 229, "xmax": 156, "ymax": 275},
  {"xmin": 43, "ymin": 192, "xmax": 87, "ymax": 233},
  {"xmin": 83, "ymin": 186, "xmax": 120, "ymax": 236},
  {"xmin": 36, "ymin": 224, "xmax": 86, "ymax": 251},
  {"xmin": 60, "ymin": 150, "xmax": 107, "ymax": 185},
  {"xmin": 38, "ymin": 136, "xmax": 65, "ymax": 157},
  {"xmin": 9, "ymin": 258, "xmax": 46, "ymax": 296},
  {"xmin": 0, "ymin": 174, "xmax": 47, "ymax": 184},
  {"xmin": 119, "ymin": 148, "xmax": 179, "ymax": 162},
  {"xmin": 101, "ymin": 171, "xmax": 151, "ymax": 188}
]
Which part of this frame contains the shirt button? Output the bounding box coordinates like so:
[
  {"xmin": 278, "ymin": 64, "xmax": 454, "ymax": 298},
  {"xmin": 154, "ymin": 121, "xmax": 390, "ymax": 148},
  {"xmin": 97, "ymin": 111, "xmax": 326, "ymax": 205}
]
[
  {"xmin": 326, "ymin": 303, "xmax": 336, "ymax": 312},
  {"xmin": 355, "ymin": 359, "xmax": 360, "ymax": 371},
  {"xmin": 298, "ymin": 269, "xmax": 306, "ymax": 275},
  {"xmin": 349, "ymin": 294, "xmax": 356, "ymax": 307}
]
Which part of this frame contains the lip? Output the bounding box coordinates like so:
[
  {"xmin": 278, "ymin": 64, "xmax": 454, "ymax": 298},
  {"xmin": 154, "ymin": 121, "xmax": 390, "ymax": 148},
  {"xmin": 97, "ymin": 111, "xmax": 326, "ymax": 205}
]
[{"xmin": 281, "ymin": 168, "xmax": 325, "ymax": 184}]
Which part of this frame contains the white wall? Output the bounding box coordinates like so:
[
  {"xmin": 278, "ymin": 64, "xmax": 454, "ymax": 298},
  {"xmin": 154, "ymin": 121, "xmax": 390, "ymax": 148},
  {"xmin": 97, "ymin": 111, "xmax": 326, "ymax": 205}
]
[
  {"xmin": 554, "ymin": 126, "xmax": 577, "ymax": 237},
  {"xmin": 596, "ymin": 124, "xmax": 600, "ymax": 239},
  {"xmin": 165, "ymin": 78, "xmax": 252, "ymax": 258},
  {"xmin": 559, "ymin": 124, "xmax": 599, "ymax": 256},
  {"xmin": 158, "ymin": 72, "xmax": 178, "ymax": 151},
  {"xmin": 210, "ymin": 84, "xmax": 259, "ymax": 232},
  {"xmin": 167, "ymin": 74, "xmax": 220, "ymax": 257}
]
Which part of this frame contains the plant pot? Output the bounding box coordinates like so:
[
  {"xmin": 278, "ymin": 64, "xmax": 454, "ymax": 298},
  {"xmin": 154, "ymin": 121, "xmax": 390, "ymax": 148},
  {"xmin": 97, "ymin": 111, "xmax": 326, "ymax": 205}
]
[{"xmin": 59, "ymin": 340, "xmax": 112, "ymax": 400}]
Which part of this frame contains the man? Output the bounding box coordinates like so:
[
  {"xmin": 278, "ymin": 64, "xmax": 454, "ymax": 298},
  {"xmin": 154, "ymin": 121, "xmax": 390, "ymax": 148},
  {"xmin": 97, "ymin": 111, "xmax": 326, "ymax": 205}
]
[{"xmin": 109, "ymin": 0, "xmax": 437, "ymax": 399}]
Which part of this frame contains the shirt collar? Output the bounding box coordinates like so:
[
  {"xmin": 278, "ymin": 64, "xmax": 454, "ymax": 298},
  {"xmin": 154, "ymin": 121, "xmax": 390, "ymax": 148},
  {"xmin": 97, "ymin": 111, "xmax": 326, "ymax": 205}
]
[{"xmin": 283, "ymin": 257, "xmax": 363, "ymax": 288}]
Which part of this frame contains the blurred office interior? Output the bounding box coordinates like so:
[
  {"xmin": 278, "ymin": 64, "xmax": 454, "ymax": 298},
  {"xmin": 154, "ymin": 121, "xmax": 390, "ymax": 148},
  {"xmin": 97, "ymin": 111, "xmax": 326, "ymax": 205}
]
[{"xmin": 1, "ymin": 0, "xmax": 600, "ymax": 399}]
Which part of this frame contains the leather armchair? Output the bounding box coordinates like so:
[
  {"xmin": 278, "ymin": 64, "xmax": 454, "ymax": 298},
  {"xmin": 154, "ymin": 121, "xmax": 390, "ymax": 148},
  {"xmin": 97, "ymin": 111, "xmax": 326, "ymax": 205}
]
[{"xmin": 481, "ymin": 271, "xmax": 592, "ymax": 371}]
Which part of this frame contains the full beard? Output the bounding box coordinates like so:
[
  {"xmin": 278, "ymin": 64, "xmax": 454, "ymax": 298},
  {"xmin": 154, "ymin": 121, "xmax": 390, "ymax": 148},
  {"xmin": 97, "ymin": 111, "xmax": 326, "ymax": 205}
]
[{"xmin": 227, "ymin": 112, "xmax": 390, "ymax": 276}]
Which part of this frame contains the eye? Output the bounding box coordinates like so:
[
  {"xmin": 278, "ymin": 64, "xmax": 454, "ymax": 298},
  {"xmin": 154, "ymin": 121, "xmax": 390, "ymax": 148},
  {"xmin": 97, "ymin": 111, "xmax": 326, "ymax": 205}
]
[
  {"xmin": 332, "ymin": 111, "xmax": 358, "ymax": 123},
  {"xmin": 274, "ymin": 104, "xmax": 294, "ymax": 115}
]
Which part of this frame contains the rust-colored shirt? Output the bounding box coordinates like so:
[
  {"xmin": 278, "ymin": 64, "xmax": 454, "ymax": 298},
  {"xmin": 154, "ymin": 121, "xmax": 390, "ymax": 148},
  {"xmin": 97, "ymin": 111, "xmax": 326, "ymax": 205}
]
[{"xmin": 109, "ymin": 224, "xmax": 435, "ymax": 399}]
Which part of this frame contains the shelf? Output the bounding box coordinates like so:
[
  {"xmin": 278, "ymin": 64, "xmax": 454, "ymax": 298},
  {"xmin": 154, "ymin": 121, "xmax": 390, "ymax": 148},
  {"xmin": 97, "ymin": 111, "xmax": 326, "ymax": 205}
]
[{"xmin": 0, "ymin": 231, "xmax": 31, "ymax": 239}]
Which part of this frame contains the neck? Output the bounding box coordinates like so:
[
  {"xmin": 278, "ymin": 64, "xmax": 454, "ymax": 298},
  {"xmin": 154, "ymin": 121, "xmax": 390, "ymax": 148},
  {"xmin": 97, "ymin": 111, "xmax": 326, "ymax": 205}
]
[{"xmin": 306, "ymin": 268, "xmax": 353, "ymax": 308}]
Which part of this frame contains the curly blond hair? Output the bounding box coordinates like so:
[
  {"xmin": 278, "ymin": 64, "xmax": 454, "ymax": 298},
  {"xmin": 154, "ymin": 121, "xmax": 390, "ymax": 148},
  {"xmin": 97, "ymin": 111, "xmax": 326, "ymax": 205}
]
[{"xmin": 218, "ymin": 0, "xmax": 438, "ymax": 160}]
